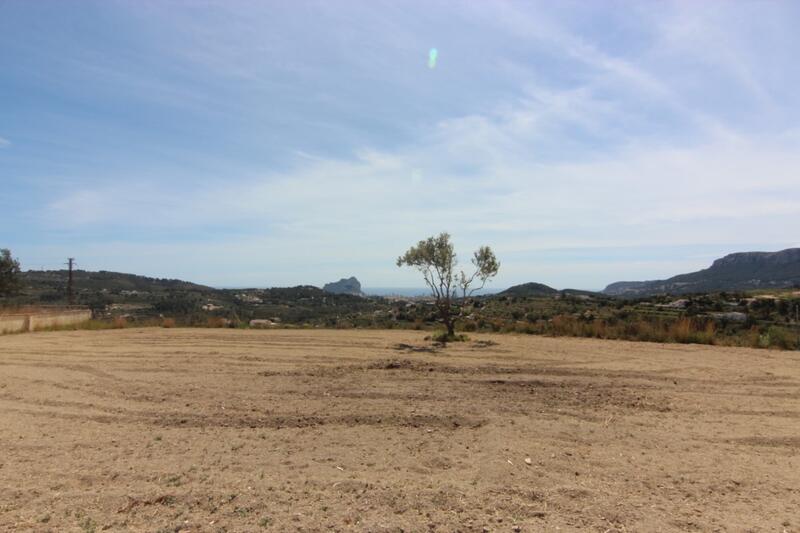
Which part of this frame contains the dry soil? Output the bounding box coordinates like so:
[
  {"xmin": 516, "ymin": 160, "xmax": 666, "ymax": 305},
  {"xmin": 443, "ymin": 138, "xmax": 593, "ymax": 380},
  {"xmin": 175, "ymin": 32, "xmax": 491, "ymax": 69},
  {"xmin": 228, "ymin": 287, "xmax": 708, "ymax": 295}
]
[{"xmin": 1, "ymin": 328, "xmax": 798, "ymax": 532}]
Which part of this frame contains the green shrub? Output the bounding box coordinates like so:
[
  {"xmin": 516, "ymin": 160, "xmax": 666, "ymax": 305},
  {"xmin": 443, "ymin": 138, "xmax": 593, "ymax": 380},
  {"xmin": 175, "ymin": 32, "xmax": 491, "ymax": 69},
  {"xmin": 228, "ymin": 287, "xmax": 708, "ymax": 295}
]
[
  {"xmin": 764, "ymin": 326, "xmax": 797, "ymax": 350},
  {"xmin": 461, "ymin": 320, "xmax": 478, "ymax": 332},
  {"xmin": 430, "ymin": 330, "xmax": 469, "ymax": 343}
]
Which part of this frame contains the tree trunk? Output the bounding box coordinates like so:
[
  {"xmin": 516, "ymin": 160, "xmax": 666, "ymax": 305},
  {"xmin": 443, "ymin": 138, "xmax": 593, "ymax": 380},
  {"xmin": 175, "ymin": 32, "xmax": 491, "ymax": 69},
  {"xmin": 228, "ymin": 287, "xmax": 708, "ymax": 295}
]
[
  {"xmin": 440, "ymin": 302, "xmax": 455, "ymax": 338},
  {"xmin": 446, "ymin": 320, "xmax": 455, "ymax": 338}
]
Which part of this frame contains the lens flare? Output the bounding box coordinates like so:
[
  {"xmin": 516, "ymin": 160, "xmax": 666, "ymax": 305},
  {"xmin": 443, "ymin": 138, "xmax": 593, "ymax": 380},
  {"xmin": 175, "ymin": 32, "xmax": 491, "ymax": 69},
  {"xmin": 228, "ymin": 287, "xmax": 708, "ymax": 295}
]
[{"xmin": 428, "ymin": 48, "xmax": 438, "ymax": 69}]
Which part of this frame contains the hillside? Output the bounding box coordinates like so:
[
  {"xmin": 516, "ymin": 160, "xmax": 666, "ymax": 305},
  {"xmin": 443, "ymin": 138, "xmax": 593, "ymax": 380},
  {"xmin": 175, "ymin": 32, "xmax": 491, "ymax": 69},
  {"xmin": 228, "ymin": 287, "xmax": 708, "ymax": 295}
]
[
  {"xmin": 22, "ymin": 269, "xmax": 211, "ymax": 293},
  {"xmin": 499, "ymin": 283, "xmax": 601, "ymax": 299},
  {"xmin": 499, "ymin": 282, "xmax": 558, "ymax": 297},
  {"xmin": 14, "ymin": 269, "xmax": 380, "ymax": 325},
  {"xmin": 603, "ymin": 248, "xmax": 800, "ymax": 297}
]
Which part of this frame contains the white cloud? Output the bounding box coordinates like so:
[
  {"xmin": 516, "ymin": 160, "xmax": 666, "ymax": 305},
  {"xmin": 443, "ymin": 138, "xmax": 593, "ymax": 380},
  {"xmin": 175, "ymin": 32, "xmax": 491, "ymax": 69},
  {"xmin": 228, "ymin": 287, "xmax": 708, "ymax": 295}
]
[
  {"xmin": 0, "ymin": 136, "xmax": 10, "ymax": 148},
  {"xmin": 16, "ymin": 1, "xmax": 800, "ymax": 288},
  {"xmin": 44, "ymin": 93, "xmax": 800, "ymax": 288}
]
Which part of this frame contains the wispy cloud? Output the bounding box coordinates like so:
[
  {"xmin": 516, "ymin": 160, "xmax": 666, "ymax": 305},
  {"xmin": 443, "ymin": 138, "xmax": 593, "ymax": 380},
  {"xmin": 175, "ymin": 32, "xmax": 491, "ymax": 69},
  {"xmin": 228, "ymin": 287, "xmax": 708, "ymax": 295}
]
[
  {"xmin": 3, "ymin": 1, "xmax": 799, "ymax": 287},
  {"xmin": 0, "ymin": 136, "xmax": 10, "ymax": 148},
  {"xmin": 45, "ymin": 108, "xmax": 800, "ymax": 287}
]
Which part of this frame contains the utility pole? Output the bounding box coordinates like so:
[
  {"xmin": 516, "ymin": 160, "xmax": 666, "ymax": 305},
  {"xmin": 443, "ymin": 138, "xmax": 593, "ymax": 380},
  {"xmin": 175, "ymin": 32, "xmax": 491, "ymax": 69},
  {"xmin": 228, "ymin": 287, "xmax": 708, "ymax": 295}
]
[{"xmin": 66, "ymin": 258, "xmax": 75, "ymax": 306}]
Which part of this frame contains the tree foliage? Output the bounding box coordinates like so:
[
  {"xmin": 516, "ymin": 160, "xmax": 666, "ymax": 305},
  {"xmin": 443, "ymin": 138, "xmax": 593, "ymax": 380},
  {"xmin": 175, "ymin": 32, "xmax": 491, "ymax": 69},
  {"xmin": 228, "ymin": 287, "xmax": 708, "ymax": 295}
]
[
  {"xmin": 152, "ymin": 291, "xmax": 203, "ymax": 314},
  {"xmin": 397, "ymin": 232, "xmax": 499, "ymax": 338},
  {"xmin": 0, "ymin": 248, "xmax": 22, "ymax": 297}
]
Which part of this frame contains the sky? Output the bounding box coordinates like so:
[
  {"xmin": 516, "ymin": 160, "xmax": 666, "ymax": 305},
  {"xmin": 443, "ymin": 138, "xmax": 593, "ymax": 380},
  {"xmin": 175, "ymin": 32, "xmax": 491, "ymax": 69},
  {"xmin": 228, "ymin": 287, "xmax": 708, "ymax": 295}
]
[{"xmin": 1, "ymin": 1, "xmax": 799, "ymax": 290}]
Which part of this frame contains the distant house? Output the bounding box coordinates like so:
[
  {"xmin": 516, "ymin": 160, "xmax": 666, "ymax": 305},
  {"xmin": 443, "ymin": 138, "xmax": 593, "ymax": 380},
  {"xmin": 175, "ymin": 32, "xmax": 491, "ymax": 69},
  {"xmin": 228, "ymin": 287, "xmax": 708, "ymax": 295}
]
[
  {"xmin": 249, "ymin": 319, "xmax": 277, "ymax": 328},
  {"xmin": 710, "ymin": 312, "xmax": 748, "ymax": 322},
  {"xmin": 655, "ymin": 299, "xmax": 689, "ymax": 309},
  {"xmin": 236, "ymin": 293, "xmax": 263, "ymax": 304}
]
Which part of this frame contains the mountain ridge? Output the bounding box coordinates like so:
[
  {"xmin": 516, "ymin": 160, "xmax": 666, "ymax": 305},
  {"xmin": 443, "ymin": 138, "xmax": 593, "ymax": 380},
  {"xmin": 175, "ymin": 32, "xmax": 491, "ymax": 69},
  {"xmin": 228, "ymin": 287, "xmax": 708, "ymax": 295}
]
[{"xmin": 603, "ymin": 248, "xmax": 800, "ymax": 297}]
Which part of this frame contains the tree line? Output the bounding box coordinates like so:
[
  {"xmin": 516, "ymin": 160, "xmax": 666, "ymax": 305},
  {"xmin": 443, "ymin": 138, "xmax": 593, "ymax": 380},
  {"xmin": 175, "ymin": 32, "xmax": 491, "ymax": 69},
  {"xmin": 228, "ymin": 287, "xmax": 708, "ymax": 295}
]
[{"xmin": 0, "ymin": 249, "xmax": 21, "ymax": 297}]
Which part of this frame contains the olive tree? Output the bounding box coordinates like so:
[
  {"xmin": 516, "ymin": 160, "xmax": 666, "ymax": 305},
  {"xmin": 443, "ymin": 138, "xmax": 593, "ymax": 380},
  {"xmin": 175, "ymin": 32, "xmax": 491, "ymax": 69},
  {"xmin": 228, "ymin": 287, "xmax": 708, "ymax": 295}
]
[
  {"xmin": 0, "ymin": 248, "xmax": 22, "ymax": 297},
  {"xmin": 397, "ymin": 232, "xmax": 499, "ymax": 339}
]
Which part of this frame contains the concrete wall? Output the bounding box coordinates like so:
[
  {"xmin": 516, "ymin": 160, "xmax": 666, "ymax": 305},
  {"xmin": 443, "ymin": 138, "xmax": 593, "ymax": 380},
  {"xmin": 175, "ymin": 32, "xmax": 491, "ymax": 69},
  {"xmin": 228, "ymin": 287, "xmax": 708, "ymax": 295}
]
[{"xmin": 0, "ymin": 309, "xmax": 91, "ymax": 335}]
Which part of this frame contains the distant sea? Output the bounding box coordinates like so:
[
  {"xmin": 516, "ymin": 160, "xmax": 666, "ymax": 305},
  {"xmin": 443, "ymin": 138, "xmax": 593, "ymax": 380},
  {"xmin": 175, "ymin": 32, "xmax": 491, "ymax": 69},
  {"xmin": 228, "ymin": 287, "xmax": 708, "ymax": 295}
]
[
  {"xmin": 214, "ymin": 286, "xmax": 506, "ymax": 297},
  {"xmin": 363, "ymin": 287, "xmax": 504, "ymax": 297}
]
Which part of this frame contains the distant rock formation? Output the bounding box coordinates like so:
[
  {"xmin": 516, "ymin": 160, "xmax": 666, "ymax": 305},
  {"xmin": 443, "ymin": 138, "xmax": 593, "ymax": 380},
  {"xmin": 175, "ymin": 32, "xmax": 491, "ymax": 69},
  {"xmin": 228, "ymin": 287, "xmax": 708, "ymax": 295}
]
[
  {"xmin": 603, "ymin": 248, "xmax": 800, "ymax": 297},
  {"xmin": 323, "ymin": 276, "xmax": 363, "ymax": 296}
]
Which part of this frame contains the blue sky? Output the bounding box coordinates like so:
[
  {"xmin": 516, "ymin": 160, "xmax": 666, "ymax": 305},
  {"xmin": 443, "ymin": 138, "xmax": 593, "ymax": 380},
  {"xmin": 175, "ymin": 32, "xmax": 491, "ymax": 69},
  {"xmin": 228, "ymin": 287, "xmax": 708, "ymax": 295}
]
[{"xmin": 1, "ymin": 1, "xmax": 799, "ymax": 289}]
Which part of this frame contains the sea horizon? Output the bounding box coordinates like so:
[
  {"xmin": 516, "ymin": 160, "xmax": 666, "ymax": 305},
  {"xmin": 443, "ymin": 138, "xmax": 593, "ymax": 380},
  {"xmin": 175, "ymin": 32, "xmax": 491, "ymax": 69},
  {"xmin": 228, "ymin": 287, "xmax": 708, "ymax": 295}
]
[{"xmin": 363, "ymin": 287, "xmax": 505, "ymax": 297}]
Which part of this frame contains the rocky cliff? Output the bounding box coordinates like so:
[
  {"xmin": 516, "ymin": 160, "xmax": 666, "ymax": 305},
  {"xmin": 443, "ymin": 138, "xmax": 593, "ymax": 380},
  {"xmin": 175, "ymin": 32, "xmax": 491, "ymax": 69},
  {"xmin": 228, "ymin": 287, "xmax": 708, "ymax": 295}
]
[
  {"xmin": 603, "ymin": 248, "xmax": 800, "ymax": 297},
  {"xmin": 323, "ymin": 276, "xmax": 364, "ymax": 296}
]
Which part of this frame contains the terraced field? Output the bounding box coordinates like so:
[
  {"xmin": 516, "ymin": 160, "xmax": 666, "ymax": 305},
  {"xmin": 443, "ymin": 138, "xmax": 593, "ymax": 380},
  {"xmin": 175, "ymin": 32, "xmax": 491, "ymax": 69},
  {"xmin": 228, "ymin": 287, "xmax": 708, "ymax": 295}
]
[{"xmin": 1, "ymin": 329, "xmax": 798, "ymax": 531}]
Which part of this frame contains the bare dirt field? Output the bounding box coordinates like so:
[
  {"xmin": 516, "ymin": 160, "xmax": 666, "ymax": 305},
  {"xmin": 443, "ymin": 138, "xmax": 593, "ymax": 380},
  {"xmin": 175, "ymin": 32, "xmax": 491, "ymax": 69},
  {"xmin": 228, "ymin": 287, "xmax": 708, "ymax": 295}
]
[{"xmin": 1, "ymin": 329, "xmax": 798, "ymax": 532}]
